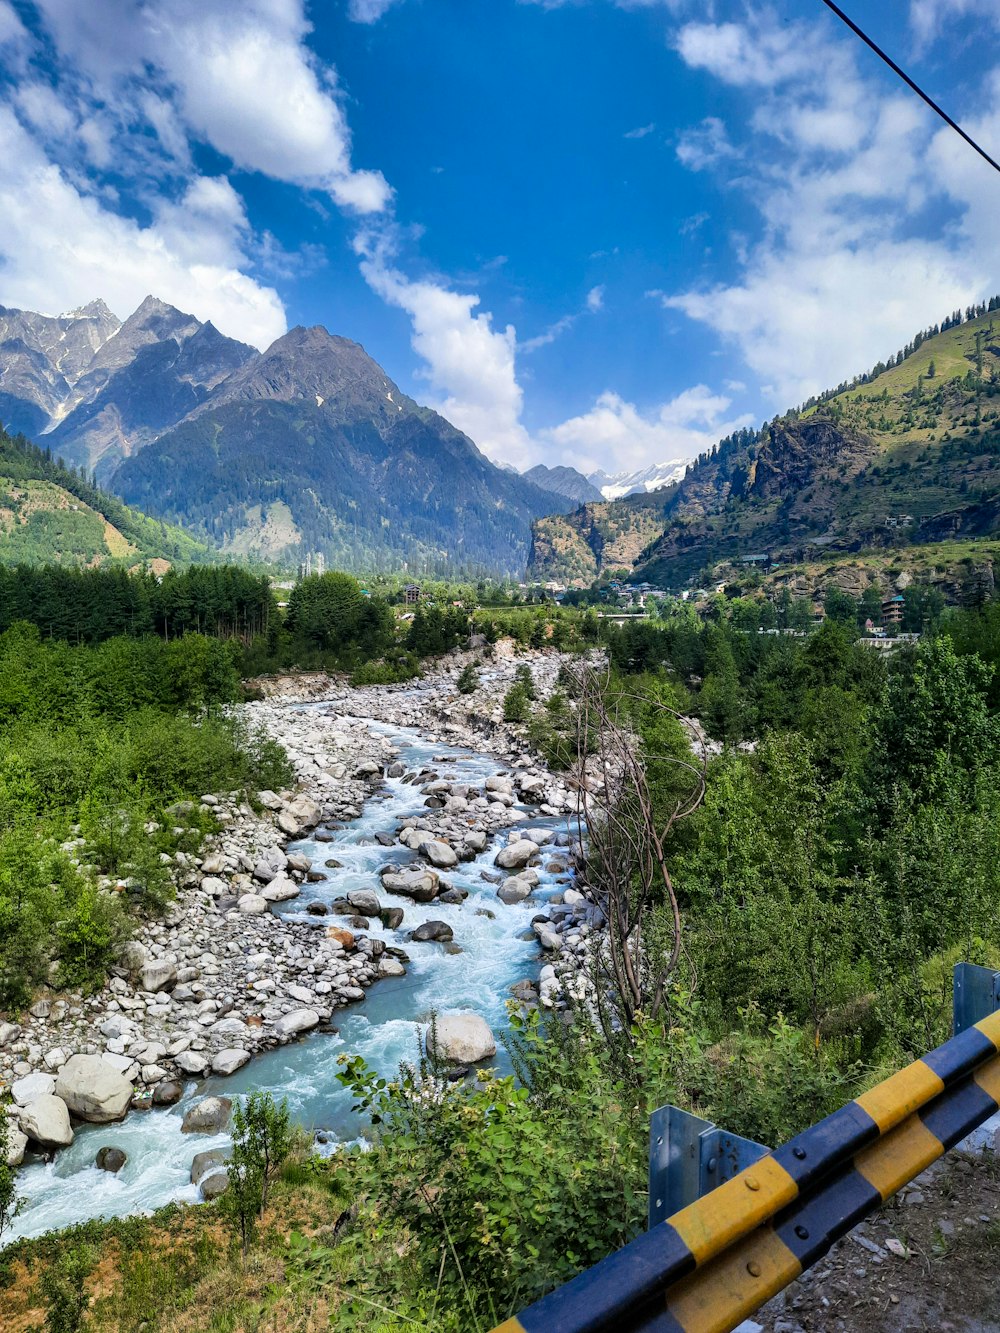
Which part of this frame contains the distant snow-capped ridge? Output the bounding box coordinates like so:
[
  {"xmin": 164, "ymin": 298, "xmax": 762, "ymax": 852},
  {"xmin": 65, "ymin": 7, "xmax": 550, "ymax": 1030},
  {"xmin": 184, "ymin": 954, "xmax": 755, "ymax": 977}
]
[{"xmin": 588, "ymin": 460, "xmax": 687, "ymax": 500}]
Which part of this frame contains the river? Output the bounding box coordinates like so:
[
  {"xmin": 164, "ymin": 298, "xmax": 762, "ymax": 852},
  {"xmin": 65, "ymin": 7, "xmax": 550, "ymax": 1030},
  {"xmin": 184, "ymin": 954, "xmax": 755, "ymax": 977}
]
[{"xmin": 6, "ymin": 713, "xmax": 576, "ymax": 1244}]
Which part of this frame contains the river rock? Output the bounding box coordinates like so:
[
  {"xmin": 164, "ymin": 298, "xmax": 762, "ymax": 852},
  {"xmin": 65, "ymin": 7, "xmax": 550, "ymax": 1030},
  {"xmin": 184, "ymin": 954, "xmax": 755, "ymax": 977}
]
[
  {"xmin": 139, "ymin": 960, "xmax": 177, "ymax": 993},
  {"xmin": 181, "ymin": 1097, "xmax": 232, "ymax": 1134},
  {"xmin": 174, "ymin": 1051, "xmax": 209, "ymax": 1075},
  {"xmin": 0, "ymin": 1021, "xmax": 22, "ymax": 1047},
  {"xmin": 347, "ymin": 890, "xmax": 381, "ymax": 916},
  {"xmin": 201, "ymin": 1170, "xmax": 229, "ymax": 1200},
  {"xmin": 381, "ymin": 867, "xmax": 439, "ymax": 901},
  {"xmin": 274, "ymin": 1009, "xmax": 320, "ymax": 1038},
  {"xmin": 12, "ymin": 1071, "xmax": 56, "ymax": 1107},
  {"xmin": 380, "ymin": 906, "xmax": 405, "ymax": 930},
  {"xmin": 258, "ymin": 790, "xmax": 284, "ymax": 811},
  {"xmin": 191, "ymin": 1149, "xmax": 226, "ymax": 1184},
  {"xmin": 238, "ymin": 893, "xmax": 269, "ymax": 914},
  {"xmin": 495, "ymin": 839, "xmax": 537, "ymax": 870},
  {"xmin": 378, "ymin": 956, "xmax": 406, "ymax": 977},
  {"xmin": 260, "ymin": 875, "xmax": 300, "ymax": 902},
  {"xmin": 96, "ymin": 1146, "xmax": 127, "ymax": 1173},
  {"xmin": 211, "ymin": 1048, "xmax": 251, "ymax": 1076},
  {"xmin": 56, "ymin": 1054, "xmax": 133, "ymax": 1123},
  {"xmin": 497, "ymin": 877, "xmax": 532, "ymax": 904},
  {"xmin": 5, "ymin": 1117, "xmax": 27, "ymax": 1166},
  {"xmin": 420, "ymin": 839, "xmax": 458, "ymax": 869},
  {"xmin": 287, "ymin": 795, "xmax": 322, "ymax": 829},
  {"xmin": 20, "ymin": 1094, "xmax": 74, "ymax": 1148},
  {"xmin": 409, "ymin": 920, "xmax": 454, "ymax": 943},
  {"xmin": 427, "ymin": 1013, "xmax": 496, "ymax": 1065},
  {"xmin": 534, "ymin": 923, "xmax": 563, "ymax": 952},
  {"xmin": 153, "ymin": 1081, "xmax": 184, "ymax": 1106},
  {"xmin": 325, "ymin": 926, "xmax": 355, "ymax": 949}
]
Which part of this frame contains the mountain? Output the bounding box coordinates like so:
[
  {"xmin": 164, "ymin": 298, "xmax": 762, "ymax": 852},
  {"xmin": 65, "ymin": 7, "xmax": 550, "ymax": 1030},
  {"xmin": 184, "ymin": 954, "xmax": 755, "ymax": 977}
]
[
  {"xmin": 0, "ymin": 299, "xmax": 120, "ymax": 438},
  {"xmin": 522, "ymin": 463, "xmax": 603, "ymax": 504},
  {"xmin": 0, "ymin": 298, "xmax": 575, "ymax": 574},
  {"xmin": 588, "ymin": 460, "xmax": 687, "ymax": 500},
  {"xmin": 0, "ymin": 423, "xmax": 211, "ymax": 568},
  {"xmin": 530, "ymin": 299, "xmax": 1000, "ymax": 586},
  {"xmin": 113, "ymin": 325, "xmax": 572, "ymax": 575}
]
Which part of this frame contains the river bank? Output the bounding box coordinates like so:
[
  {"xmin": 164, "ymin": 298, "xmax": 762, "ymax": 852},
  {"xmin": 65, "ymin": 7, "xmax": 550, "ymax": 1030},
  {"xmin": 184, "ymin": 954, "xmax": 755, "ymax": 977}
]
[{"xmin": 2, "ymin": 647, "xmax": 599, "ymax": 1237}]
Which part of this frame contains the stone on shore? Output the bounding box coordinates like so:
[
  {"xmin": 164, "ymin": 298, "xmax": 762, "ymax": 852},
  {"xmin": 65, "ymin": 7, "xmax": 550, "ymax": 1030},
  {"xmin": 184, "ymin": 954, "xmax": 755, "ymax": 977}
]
[
  {"xmin": 56, "ymin": 1054, "xmax": 133, "ymax": 1123},
  {"xmin": 237, "ymin": 893, "xmax": 269, "ymax": 914},
  {"xmin": 427, "ymin": 1013, "xmax": 496, "ymax": 1065},
  {"xmin": 12, "ymin": 1071, "xmax": 56, "ymax": 1107},
  {"xmin": 4, "ymin": 1113, "xmax": 28, "ymax": 1166},
  {"xmin": 174, "ymin": 1051, "xmax": 209, "ymax": 1075},
  {"xmin": 20, "ymin": 1094, "xmax": 74, "ymax": 1149},
  {"xmin": 211, "ymin": 1048, "xmax": 251, "ymax": 1076},
  {"xmin": 201, "ymin": 1170, "xmax": 230, "ymax": 1199},
  {"xmin": 260, "ymin": 875, "xmax": 300, "ymax": 902},
  {"xmin": 347, "ymin": 889, "xmax": 381, "ymax": 916},
  {"xmin": 181, "ymin": 1097, "xmax": 232, "ymax": 1134},
  {"xmin": 274, "ymin": 1009, "xmax": 319, "ymax": 1038},
  {"xmin": 139, "ymin": 960, "xmax": 177, "ymax": 993}
]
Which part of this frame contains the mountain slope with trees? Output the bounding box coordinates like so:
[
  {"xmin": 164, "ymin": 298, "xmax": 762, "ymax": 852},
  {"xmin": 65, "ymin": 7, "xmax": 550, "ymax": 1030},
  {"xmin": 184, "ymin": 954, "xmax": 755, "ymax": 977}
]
[
  {"xmin": 0, "ymin": 425, "xmax": 211, "ymax": 567},
  {"xmin": 530, "ymin": 300, "xmax": 1000, "ymax": 585}
]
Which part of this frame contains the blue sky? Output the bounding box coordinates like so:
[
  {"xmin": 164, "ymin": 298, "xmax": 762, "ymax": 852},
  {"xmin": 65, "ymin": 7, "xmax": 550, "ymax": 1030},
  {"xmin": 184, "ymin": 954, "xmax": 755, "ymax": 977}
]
[{"xmin": 1, "ymin": 0, "xmax": 1000, "ymax": 476}]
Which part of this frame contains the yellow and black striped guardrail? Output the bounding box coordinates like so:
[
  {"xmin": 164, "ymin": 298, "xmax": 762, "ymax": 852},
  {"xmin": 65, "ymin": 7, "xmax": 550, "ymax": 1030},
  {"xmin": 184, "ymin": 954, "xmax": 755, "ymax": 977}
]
[{"xmin": 493, "ymin": 1004, "xmax": 1000, "ymax": 1333}]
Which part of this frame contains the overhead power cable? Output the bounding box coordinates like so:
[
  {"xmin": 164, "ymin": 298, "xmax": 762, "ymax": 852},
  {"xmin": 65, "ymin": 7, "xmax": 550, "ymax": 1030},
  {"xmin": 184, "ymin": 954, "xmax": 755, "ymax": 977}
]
[{"xmin": 820, "ymin": 0, "xmax": 1000, "ymax": 176}]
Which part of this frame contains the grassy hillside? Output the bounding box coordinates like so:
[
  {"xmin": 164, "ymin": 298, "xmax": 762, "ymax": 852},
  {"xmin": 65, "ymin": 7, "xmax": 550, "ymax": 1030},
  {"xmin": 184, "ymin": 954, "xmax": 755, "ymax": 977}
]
[
  {"xmin": 0, "ymin": 426, "xmax": 213, "ymax": 567},
  {"xmin": 530, "ymin": 304, "xmax": 1000, "ymax": 587}
]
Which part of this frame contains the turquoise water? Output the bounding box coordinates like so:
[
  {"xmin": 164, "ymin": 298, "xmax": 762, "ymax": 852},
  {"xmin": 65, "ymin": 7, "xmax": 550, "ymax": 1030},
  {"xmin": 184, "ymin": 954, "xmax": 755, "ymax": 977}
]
[{"xmin": 6, "ymin": 718, "xmax": 573, "ymax": 1243}]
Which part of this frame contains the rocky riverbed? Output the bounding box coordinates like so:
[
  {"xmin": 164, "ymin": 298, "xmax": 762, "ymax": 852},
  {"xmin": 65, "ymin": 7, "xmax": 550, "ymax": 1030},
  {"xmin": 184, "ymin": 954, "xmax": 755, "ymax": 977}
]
[{"xmin": 2, "ymin": 649, "xmax": 601, "ymax": 1201}]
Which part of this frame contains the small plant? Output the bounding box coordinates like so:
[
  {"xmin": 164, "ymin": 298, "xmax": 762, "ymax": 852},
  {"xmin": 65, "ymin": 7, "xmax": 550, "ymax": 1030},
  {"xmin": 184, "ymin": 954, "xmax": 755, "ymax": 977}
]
[
  {"xmin": 456, "ymin": 663, "xmax": 479, "ymax": 695},
  {"xmin": 224, "ymin": 1093, "xmax": 293, "ymax": 1255},
  {"xmin": 502, "ymin": 682, "xmax": 531, "ymax": 723}
]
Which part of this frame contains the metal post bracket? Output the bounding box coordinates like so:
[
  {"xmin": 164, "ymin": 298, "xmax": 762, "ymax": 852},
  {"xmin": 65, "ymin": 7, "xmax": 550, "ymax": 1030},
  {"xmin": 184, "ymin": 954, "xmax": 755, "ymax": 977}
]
[{"xmin": 648, "ymin": 1104, "xmax": 768, "ymax": 1228}]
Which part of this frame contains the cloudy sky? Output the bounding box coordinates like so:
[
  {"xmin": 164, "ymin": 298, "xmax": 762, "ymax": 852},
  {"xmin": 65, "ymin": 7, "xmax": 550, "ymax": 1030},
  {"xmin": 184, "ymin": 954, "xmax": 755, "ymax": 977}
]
[{"xmin": 1, "ymin": 0, "xmax": 999, "ymax": 476}]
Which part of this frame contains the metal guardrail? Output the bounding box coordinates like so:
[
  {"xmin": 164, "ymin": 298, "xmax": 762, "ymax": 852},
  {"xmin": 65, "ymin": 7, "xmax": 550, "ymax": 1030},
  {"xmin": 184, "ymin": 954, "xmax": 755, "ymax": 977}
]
[{"xmin": 494, "ymin": 964, "xmax": 1000, "ymax": 1333}]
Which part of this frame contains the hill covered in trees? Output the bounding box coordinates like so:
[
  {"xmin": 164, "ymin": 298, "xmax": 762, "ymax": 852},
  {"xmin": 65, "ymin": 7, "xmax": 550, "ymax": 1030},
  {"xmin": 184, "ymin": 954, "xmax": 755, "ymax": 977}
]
[
  {"xmin": 0, "ymin": 425, "xmax": 211, "ymax": 568},
  {"xmin": 530, "ymin": 301, "xmax": 1000, "ymax": 586}
]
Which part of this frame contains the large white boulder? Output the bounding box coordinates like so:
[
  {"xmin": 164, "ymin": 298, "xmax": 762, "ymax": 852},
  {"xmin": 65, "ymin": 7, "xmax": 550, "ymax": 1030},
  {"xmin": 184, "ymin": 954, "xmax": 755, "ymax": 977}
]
[
  {"xmin": 274, "ymin": 1009, "xmax": 319, "ymax": 1038},
  {"xmin": 20, "ymin": 1094, "xmax": 73, "ymax": 1148},
  {"xmin": 238, "ymin": 893, "xmax": 269, "ymax": 914},
  {"xmin": 139, "ymin": 960, "xmax": 177, "ymax": 993},
  {"xmin": 211, "ymin": 1048, "xmax": 251, "ymax": 1076},
  {"xmin": 12, "ymin": 1071, "xmax": 56, "ymax": 1107},
  {"xmin": 427, "ymin": 1013, "xmax": 496, "ymax": 1065},
  {"xmin": 421, "ymin": 839, "xmax": 458, "ymax": 869},
  {"xmin": 260, "ymin": 875, "xmax": 300, "ymax": 903},
  {"xmin": 55, "ymin": 1054, "xmax": 133, "ymax": 1123},
  {"xmin": 495, "ymin": 839, "xmax": 536, "ymax": 870}
]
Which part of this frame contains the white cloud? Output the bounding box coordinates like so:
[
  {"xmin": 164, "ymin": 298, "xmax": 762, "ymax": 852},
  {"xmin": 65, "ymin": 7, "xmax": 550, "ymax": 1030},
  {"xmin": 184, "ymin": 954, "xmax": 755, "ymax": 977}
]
[
  {"xmin": 667, "ymin": 11, "xmax": 1000, "ymax": 410},
  {"xmin": 32, "ymin": 0, "xmax": 391, "ymax": 214},
  {"xmin": 676, "ymin": 116, "xmax": 736, "ymax": 170},
  {"xmin": 538, "ymin": 387, "xmax": 752, "ymax": 477},
  {"xmin": 521, "ymin": 314, "xmax": 577, "ymax": 353},
  {"xmin": 586, "ymin": 284, "xmax": 605, "ymax": 312},
  {"xmin": 624, "ymin": 122, "xmax": 655, "ymax": 139},
  {"xmin": 910, "ymin": 0, "xmax": 1000, "ymax": 45},
  {"xmin": 357, "ymin": 234, "xmax": 535, "ymax": 468},
  {"xmin": 349, "ymin": 0, "xmax": 404, "ymax": 21},
  {"xmin": 0, "ymin": 107, "xmax": 286, "ymax": 348},
  {"xmin": 0, "ymin": 0, "xmax": 28, "ymax": 45}
]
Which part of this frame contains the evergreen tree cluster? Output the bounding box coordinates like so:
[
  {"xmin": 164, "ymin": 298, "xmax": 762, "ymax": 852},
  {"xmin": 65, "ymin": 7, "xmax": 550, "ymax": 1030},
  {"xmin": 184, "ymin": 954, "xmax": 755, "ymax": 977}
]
[{"xmin": 0, "ymin": 564, "xmax": 275, "ymax": 645}]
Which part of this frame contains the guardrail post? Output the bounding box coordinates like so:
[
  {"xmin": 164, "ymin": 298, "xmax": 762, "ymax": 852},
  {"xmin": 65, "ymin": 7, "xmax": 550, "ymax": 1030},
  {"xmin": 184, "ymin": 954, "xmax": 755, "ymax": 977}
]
[
  {"xmin": 648, "ymin": 1104, "xmax": 768, "ymax": 1228},
  {"xmin": 953, "ymin": 961, "xmax": 1000, "ymax": 1035}
]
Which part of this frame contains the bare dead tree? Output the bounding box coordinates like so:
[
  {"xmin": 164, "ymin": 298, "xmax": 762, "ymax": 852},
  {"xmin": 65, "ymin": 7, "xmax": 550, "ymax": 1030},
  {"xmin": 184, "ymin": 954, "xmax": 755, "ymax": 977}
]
[{"xmin": 565, "ymin": 662, "xmax": 708, "ymax": 1044}]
